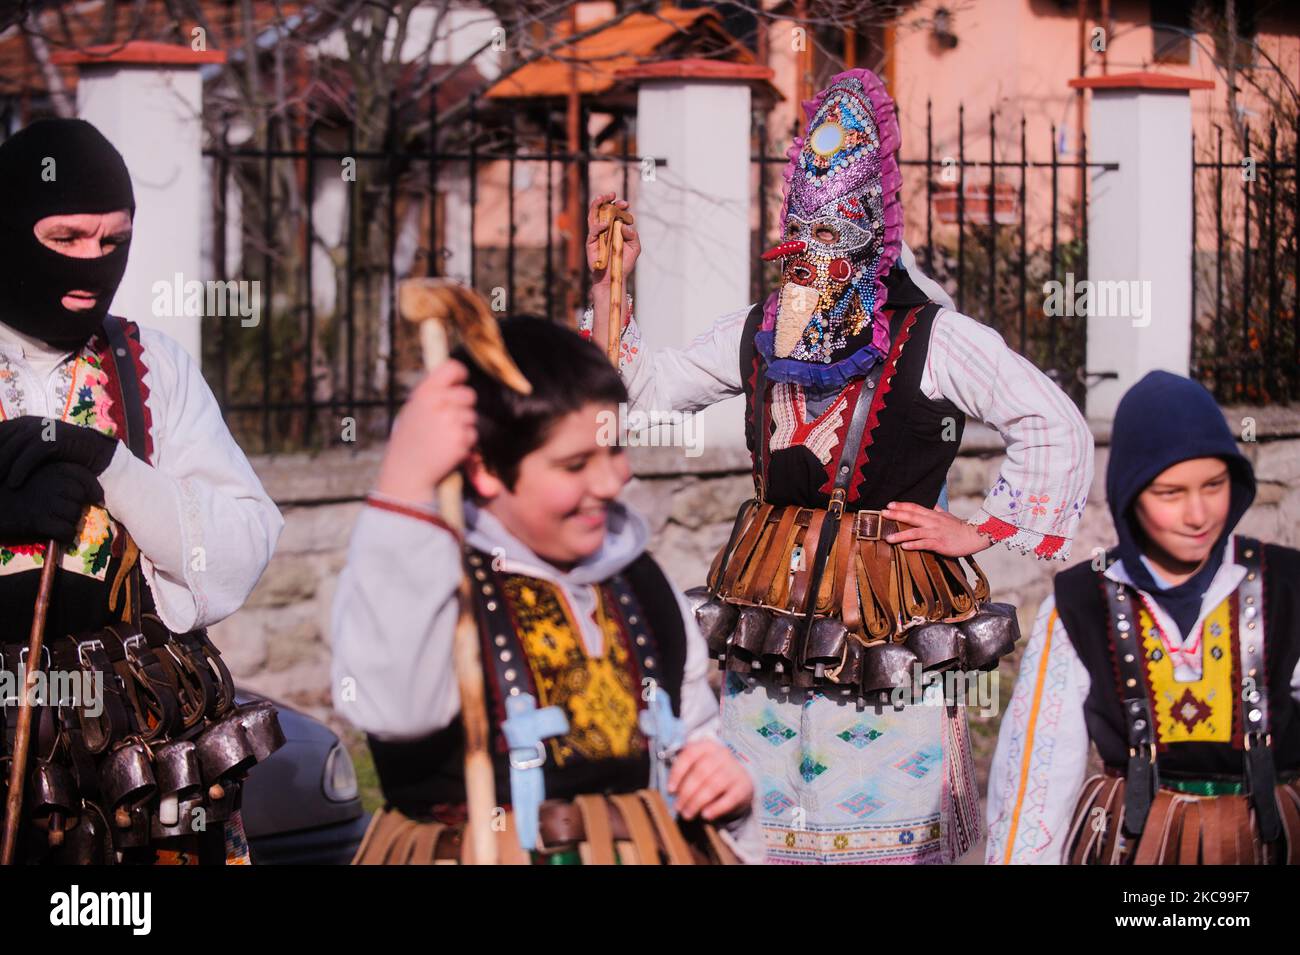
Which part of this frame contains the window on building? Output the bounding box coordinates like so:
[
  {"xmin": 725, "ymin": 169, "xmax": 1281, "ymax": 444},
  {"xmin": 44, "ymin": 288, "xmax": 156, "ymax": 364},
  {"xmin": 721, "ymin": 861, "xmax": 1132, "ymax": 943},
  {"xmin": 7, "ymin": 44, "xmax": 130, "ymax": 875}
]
[{"xmin": 1151, "ymin": 0, "xmax": 1192, "ymax": 64}]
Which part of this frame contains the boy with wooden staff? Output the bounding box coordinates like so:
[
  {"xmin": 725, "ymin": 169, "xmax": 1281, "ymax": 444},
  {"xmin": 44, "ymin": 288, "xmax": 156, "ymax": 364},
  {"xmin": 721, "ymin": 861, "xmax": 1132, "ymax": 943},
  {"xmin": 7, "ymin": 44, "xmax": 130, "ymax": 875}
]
[{"xmin": 331, "ymin": 295, "xmax": 761, "ymax": 864}]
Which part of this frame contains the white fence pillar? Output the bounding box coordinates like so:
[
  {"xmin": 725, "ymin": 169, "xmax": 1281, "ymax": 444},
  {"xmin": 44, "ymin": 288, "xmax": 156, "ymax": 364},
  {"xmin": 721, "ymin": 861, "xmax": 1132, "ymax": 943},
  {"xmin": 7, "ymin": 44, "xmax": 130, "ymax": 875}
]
[
  {"xmin": 619, "ymin": 60, "xmax": 776, "ymax": 455},
  {"xmin": 1070, "ymin": 72, "xmax": 1214, "ymax": 421},
  {"xmin": 54, "ymin": 41, "xmax": 226, "ymax": 362}
]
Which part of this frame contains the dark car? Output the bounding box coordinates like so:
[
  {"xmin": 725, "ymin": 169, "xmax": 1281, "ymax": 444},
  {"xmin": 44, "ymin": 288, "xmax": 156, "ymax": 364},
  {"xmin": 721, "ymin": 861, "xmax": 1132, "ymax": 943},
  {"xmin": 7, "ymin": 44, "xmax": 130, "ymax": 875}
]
[{"xmin": 235, "ymin": 691, "xmax": 370, "ymax": 864}]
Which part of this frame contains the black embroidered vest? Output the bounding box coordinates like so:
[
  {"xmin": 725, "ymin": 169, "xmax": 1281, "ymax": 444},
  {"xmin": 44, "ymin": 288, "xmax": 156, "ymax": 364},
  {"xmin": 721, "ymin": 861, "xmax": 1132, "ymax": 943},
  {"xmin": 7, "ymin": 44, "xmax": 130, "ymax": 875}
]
[
  {"xmin": 740, "ymin": 267, "xmax": 965, "ymax": 511},
  {"xmin": 1053, "ymin": 543, "xmax": 1300, "ymax": 779},
  {"xmin": 367, "ymin": 549, "xmax": 688, "ymax": 816}
]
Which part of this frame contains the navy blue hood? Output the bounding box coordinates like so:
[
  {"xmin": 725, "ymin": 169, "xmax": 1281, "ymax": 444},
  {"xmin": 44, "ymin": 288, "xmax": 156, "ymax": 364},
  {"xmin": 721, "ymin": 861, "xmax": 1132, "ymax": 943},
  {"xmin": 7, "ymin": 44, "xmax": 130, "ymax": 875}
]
[{"xmin": 1106, "ymin": 371, "xmax": 1255, "ymax": 635}]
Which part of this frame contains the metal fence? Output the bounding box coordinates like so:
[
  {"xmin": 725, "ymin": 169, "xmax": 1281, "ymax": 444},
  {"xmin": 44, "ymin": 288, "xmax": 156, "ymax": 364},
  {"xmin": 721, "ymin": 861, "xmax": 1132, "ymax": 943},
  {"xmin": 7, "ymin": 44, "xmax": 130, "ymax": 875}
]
[
  {"xmin": 1191, "ymin": 119, "xmax": 1300, "ymax": 406},
  {"xmin": 204, "ymin": 94, "xmax": 1117, "ymax": 454},
  {"xmin": 204, "ymin": 96, "xmax": 650, "ymax": 454}
]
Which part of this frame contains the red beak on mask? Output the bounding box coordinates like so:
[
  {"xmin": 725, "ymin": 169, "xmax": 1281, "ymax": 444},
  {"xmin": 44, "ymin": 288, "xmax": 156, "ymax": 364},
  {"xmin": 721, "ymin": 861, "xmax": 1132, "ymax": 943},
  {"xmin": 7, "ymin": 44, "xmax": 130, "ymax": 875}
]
[{"xmin": 761, "ymin": 239, "xmax": 807, "ymax": 261}]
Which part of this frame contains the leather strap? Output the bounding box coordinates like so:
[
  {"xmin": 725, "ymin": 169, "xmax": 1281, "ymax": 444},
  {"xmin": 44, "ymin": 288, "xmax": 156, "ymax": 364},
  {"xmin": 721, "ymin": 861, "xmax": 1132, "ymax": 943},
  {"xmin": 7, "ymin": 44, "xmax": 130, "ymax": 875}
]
[
  {"xmin": 736, "ymin": 508, "xmax": 785, "ymax": 600},
  {"xmin": 354, "ymin": 809, "xmax": 420, "ymax": 865},
  {"xmin": 1235, "ymin": 537, "xmax": 1282, "ymax": 842},
  {"xmin": 637, "ymin": 789, "xmax": 695, "ymax": 865},
  {"xmin": 103, "ymin": 317, "xmax": 148, "ymax": 635},
  {"xmin": 750, "ymin": 507, "xmax": 799, "ymax": 604},
  {"xmin": 787, "ymin": 509, "xmax": 827, "ymax": 611},
  {"xmin": 1131, "ymin": 790, "xmax": 1179, "ymax": 864},
  {"xmin": 798, "ymin": 374, "xmax": 878, "ymax": 642},
  {"xmin": 708, "ymin": 498, "xmax": 758, "ymax": 594},
  {"xmin": 609, "ymin": 792, "xmax": 663, "ymax": 865},
  {"xmin": 407, "ymin": 820, "xmax": 446, "ymax": 864},
  {"xmin": 1177, "ymin": 799, "xmax": 1203, "ymax": 864},
  {"xmin": 721, "ymin": 503, "xmax": 774, "ymax": 595},
  {"xmin": 698, "ymin": 821, "xmax": 742, "ymax": 865},
  {"xmin": 103, "ymin": 316, "xmax": 147, "ymax": 463},
  {"xmin": 753, "ymin": 355, "xmax": 770, "ymax": 500},
  {"xmin": 764, "ymin": 509, "xmax": 813, "ymax": 607},
  {"xmin": 1103, "ymin": 577, "xmax": 1158, "ymax": 837},
  {"xmin": 1064, "ymin": 774, "xmax": 1109, "ymax": 864},
  {"xmin": 574, "ymin": 794, "xmax": 617, "ymax": 865}
]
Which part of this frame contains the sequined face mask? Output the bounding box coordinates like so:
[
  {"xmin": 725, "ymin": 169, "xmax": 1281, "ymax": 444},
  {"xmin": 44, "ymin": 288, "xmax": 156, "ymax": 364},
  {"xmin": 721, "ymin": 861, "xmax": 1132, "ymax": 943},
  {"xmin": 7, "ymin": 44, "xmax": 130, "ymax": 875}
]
[{"xmin": 758, "ymin": 69, "xmax": 903, "ymax": 376}]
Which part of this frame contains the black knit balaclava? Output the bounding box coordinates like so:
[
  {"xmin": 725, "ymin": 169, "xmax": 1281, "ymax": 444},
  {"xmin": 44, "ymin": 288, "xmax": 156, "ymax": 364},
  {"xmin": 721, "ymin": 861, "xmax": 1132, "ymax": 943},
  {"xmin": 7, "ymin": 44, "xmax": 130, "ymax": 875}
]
[{"xmin": 0, "ymin": 118, "xmax": 136, "ymax": 349}]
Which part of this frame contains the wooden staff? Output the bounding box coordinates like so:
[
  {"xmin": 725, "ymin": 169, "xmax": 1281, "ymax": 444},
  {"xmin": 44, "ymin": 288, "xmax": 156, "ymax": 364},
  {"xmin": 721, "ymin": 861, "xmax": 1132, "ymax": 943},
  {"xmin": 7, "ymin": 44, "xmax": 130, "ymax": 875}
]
[
  {"xmin": 398, "ymin": 279, "xmax": 531, "ymax": 866},
  {"xmin": 592, "ymin": 202, "xmax": 635, "ymax": 365},
  {"xmin": 1, "ymin": 540, "xmax": 61, "ymax": 865}
]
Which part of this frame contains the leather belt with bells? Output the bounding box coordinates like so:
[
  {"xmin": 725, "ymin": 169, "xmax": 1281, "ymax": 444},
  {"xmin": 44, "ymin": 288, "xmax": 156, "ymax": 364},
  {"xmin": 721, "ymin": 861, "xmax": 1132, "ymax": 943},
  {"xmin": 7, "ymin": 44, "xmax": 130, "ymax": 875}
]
[{"xmin": 796, "ymin": 365, "xmax": 885, "ymax": 674}]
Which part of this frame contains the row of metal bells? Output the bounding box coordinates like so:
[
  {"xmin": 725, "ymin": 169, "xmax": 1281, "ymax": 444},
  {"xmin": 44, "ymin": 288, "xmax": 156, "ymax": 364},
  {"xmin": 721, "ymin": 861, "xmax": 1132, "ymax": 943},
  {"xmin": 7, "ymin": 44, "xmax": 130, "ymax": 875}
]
[
  {"xmin": 41, "ymin": 700, "xmax": 286, "ymax": 853},
  {"xmin": 686, "ymin": 587, "xmax": 1021, "ymax": 696}
]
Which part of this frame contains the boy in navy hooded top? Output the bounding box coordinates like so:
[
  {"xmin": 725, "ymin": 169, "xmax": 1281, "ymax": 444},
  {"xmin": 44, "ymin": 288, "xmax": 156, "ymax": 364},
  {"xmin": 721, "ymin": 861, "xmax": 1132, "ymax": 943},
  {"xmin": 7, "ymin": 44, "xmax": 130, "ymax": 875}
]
[{"xmin": 986, "ymin": 371, "xmax": 1300, "ymax": 864}]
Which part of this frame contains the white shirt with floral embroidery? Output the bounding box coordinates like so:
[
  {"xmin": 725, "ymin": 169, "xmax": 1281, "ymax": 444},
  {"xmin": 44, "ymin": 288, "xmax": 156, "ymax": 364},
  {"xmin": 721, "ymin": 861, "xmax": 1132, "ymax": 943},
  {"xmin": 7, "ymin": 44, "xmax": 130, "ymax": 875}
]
[
  {"xmin": 0, "ymin": 319, "xmax": 283, "ymax": 632},
  {"xmin": 580, "ymin": 253, "xmax": 1093, "ymax": 561}
]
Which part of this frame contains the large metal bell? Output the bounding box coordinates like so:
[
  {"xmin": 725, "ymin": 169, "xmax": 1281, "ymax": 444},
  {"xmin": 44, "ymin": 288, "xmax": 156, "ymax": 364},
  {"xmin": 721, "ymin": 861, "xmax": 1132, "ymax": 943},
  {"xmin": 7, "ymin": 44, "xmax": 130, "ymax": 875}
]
[
  {"xmin": 153, "ymin": 740, "xmax": 203, "ymax": 798},
  {"xmin": 61, "ymin": 807, "xmax": 111, "ymax": 864},
  {"xmin": 195, "ymin": 712, "xmax": 256, "ymax": 783},
  {"xmin": 760, "ymin": 615, "xmax": 799, "ymax": 673},
  {"xmin": 904, "ymin": 622, "xmax": 963, "ymax": 670},
  {"xmin": 99, "ymin": 740, "xmax": 157, "ymax": 810},
  {"xmin": 803, "ymin": 618, "xmax": 849, "ymax": 675},
  {"xmin": 860, "ymin": 643, "xmax": 921, "ymax": 696},
  {"xmin": 692, "ymin": 594, "xmax": 740, "ymax": 660},
  {"xmin": 237, "ymin": 701, "xmax": 285, "ymax": 762},
  {"xmin": 958, "ymin": 602, "xmax": 1021, "ymax": 670},
  {"xmin": 730, "ymin": 607, "xmax": 772, "ymax": 661}
]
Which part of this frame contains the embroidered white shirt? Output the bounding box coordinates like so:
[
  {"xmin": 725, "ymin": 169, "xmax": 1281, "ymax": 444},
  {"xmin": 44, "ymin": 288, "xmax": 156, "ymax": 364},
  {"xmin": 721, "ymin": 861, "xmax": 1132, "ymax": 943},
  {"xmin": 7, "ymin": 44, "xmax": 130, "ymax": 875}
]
[
  {"xmin": 0, "ymin": 320, "xmax": 283, "ymax": 633},
  {"xmin": 589, "ymin": 284, "xmax": 1093, "ymax": 560}
]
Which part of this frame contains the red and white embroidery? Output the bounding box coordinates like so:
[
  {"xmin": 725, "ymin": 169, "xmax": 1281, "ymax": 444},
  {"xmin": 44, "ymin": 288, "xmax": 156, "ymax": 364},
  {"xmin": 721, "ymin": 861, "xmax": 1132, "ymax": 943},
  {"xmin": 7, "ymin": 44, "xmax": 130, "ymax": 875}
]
[{"xmin": 768, "ymin": 381, "xmax": 852, "ymax": 465}]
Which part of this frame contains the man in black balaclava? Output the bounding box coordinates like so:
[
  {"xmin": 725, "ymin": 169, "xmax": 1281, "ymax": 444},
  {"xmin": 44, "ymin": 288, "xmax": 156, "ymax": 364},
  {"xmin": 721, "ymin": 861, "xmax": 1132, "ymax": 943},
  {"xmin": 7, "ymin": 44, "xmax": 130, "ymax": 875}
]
[
  {"xmin": 0, "ymin": 119, "xmax": 133, "ymax": 546},
  {"xmin": 0, "ymin": 117, "xmax": 136, "ymax": 350},
  {"xmin": 0, "ymin": 118, "xmax": 285, "ymax": 865}
]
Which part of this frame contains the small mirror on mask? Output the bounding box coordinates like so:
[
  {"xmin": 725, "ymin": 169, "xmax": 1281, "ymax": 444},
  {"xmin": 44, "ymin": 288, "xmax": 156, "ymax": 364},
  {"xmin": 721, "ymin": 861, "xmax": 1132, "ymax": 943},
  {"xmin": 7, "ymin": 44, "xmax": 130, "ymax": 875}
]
[{"xmin": 810, "ymin": 123, "xmax": 845, "ymax": 158}]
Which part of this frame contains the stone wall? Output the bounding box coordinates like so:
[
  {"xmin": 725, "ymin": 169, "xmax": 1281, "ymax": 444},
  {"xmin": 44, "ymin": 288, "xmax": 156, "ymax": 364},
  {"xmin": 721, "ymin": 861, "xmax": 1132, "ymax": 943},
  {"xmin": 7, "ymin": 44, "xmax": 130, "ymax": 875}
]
[{"xmin": 210, "ymin": 408, "xmax": 1300, "ymax": 753}]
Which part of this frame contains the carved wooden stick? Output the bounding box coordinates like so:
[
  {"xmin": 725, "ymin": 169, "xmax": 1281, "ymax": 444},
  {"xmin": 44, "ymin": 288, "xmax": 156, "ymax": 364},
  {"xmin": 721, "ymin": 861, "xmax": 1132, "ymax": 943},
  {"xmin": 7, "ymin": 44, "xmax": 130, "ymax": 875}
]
[
  {"xmin": 592, "ymin": 203, "xmax": 635, "ymax": 366},
  {"xmin": 1, "ymin": 540, "xmax": 61, "ymax": 865},
  {"xmin": 398, "ymin": 279, "xmax": 531, "ymax": 866}
]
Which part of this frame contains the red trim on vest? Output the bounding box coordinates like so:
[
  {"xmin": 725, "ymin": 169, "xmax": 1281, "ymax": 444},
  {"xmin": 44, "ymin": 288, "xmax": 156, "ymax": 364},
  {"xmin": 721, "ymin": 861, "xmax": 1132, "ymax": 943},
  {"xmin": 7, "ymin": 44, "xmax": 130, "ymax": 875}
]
[
  {"xmin": 827, "ymin": 306, "xmax": 920, "ymax": 502},
  {"xmin": 91, "ymin": 320, "xmax": 156, "ymax": 463}
]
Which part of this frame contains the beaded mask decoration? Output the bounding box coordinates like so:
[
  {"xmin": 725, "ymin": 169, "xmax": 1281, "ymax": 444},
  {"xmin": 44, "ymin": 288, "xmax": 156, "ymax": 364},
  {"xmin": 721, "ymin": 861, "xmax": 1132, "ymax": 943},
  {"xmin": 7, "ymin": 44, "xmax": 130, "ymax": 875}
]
[{"xmin": 755, "ymin": 68, "xmax": 904, "ymax": 389}]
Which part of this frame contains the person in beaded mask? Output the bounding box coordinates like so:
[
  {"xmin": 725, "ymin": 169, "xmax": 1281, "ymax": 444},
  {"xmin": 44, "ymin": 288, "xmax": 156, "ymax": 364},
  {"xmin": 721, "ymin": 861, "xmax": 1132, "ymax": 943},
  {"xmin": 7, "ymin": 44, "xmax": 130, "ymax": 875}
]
[{"xmin": 583, "ymin": 68, "xmax": 1094, "ymax": 864}]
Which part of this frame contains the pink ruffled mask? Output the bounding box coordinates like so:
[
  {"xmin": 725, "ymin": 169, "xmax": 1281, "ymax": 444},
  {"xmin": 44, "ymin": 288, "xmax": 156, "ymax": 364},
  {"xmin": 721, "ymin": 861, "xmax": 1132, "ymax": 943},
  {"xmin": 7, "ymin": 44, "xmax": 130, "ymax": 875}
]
[{"xmin": 760, "ymin": 68, "xmax": 904, "ymax": 368}]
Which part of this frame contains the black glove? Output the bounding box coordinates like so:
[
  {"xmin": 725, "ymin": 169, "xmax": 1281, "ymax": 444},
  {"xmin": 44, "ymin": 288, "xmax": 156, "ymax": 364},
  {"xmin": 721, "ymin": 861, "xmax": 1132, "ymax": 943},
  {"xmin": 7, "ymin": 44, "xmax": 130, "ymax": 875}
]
[
  {"xmin": 0, "ymin": 416, "xmax": 119, "ymax": 489},
  {"xmin": 0, "ymin": 460, "xmax": 104, "ymax": 545}
]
